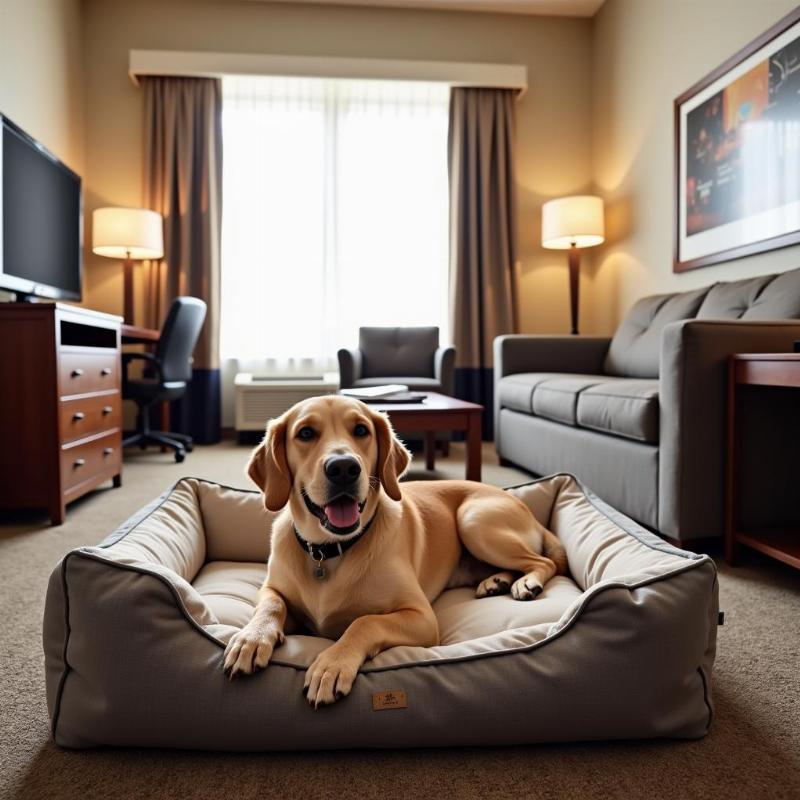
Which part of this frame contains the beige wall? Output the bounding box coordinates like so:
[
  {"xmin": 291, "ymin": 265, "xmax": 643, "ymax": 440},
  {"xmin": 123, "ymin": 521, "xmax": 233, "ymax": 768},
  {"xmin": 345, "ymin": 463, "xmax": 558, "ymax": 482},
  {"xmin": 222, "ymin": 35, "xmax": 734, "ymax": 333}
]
[
  {"xmin": 12, "ymin": 1, "xmax": 795, "ymax": 338},
  {"xmin": 80, "ymin": 0, "xmax": 594, "ymax": 333},
  {"xmin": 0, "ymin": 0, "xmax": 84, "ymax": 174},
  {"xmin": 590, "ymin": 0, "xmax": 800, "ymax": 334}
]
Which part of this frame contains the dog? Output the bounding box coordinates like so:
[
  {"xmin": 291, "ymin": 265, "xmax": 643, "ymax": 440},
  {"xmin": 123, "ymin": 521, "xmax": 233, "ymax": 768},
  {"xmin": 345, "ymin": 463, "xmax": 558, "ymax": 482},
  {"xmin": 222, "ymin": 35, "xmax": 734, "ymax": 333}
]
[{"xmin": 223, "ymin": 395, "xmax": 567, "ymax": 707}]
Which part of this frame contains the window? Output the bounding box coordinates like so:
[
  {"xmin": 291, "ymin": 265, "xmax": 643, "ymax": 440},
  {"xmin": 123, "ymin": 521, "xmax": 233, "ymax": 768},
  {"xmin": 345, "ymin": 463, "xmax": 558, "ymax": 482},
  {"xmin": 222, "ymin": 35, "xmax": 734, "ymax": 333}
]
[{"xmin": 220, "ymin": 76, "xmax": 451, "ymax": 365}]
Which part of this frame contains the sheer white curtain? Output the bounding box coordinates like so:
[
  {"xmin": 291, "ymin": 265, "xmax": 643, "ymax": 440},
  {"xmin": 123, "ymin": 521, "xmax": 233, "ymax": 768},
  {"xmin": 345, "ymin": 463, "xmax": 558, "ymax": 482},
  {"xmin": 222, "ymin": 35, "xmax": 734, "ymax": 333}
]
[{"xmin": 220, "ymin": 76, "xmax": 451, "ymax": 415}]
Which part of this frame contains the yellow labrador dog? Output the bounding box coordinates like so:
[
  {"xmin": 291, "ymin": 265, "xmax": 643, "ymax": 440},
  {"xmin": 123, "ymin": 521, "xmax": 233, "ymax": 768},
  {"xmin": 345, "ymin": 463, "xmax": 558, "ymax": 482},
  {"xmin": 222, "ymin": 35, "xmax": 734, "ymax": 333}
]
[{"xmin": 224, "ymin": 395, "xmax": 566, "ymax": 707}]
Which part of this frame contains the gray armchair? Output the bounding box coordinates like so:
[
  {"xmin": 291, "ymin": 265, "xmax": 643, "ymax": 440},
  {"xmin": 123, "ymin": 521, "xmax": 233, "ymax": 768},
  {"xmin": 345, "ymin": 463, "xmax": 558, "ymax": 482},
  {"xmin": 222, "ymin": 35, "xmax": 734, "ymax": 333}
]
[{"xmin": 338, "ymin": 326, "xmax": 455, "ymax": 395}]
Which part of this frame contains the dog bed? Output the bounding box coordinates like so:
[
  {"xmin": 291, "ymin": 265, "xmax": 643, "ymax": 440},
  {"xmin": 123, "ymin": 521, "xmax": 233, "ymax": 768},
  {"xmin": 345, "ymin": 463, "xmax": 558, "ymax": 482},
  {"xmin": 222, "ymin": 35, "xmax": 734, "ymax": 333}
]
[{"xmin": 44, "ymin": 474, "xmax": 718, "ymax": 750}]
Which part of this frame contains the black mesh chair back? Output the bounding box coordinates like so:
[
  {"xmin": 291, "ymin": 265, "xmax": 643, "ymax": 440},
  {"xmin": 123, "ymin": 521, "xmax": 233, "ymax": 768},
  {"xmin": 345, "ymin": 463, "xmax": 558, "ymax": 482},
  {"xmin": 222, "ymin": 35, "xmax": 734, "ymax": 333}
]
[{"xmin": 156, "ymin": 297, "xmax": 207, "ymax": 384}]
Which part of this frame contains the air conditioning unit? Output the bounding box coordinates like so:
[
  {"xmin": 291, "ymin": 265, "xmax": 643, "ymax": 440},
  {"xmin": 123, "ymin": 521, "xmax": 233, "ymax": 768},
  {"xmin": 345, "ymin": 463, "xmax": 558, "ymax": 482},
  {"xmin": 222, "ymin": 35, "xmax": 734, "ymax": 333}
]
[{"xmin": 234, "ymin": 372, "xmax": 340, "ymax": 436}]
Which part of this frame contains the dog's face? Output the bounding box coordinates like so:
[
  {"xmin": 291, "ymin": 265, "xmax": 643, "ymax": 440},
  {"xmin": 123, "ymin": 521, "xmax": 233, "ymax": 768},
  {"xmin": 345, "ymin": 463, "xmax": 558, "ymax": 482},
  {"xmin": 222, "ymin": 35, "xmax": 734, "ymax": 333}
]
[{"xmin": 247, "ymin": 396, "xmax": 411, "ymax": 540}]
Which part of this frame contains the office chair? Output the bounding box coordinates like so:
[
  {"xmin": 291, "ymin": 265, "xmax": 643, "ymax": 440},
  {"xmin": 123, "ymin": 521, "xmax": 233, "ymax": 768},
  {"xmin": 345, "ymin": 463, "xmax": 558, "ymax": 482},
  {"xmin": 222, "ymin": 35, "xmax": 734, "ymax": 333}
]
[{"xmin": 122, "ymin": 296, "xmax": 207, "ymax": 462}]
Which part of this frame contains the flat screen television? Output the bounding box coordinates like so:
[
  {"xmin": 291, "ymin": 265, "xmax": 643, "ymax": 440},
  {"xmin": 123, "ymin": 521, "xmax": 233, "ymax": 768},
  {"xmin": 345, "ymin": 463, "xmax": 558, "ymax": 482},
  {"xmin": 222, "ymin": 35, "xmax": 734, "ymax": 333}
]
[{"xmin": 0, "ymin": 114, "xmax": 82, "ymax": 301}]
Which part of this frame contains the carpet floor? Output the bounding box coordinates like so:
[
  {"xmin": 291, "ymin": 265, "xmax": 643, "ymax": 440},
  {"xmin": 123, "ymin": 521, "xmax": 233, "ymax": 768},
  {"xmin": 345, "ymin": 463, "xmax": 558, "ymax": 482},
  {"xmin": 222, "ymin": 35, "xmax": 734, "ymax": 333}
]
[{"xmin": 1, "ymin": 441, "xmax": 799, "ymax": 800}]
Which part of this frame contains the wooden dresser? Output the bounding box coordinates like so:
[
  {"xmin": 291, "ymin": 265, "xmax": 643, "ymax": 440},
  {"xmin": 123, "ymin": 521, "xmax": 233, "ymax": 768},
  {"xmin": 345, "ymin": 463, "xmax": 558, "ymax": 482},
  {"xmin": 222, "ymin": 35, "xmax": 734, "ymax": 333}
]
[{"xmin": 0, "ymin": 303, "xmax": 123, "ymax": 525}]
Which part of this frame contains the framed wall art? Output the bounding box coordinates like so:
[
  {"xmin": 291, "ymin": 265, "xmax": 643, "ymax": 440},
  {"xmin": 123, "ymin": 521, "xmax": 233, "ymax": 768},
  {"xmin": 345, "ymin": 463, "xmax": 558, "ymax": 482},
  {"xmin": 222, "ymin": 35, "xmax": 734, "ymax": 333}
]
[{"xmin": 675, "ymin": 7, "xmax": 800, "ymax": 272}]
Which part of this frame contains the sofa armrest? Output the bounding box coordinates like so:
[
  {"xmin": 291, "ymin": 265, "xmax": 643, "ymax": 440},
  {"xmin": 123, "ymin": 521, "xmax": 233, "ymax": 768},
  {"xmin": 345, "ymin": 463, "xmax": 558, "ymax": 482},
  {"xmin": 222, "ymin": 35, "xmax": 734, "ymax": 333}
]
[
  {"xmin": 494, "ymin": 335, "xmax": 612, "ymax": 378},
  {"xmin": 659, "ymin": 319, "xmax": 800, "ymax": 543},
  {"xmin": 337, "ymin": 348, "xmax": 362, "ymax": 389},
  {"xmin": 493, "ymin": 335, "xmax": 612, "ymax": 452},
  {"xmin": 434, "ymin": 345, "xmax": 456, "ymax": 395}
]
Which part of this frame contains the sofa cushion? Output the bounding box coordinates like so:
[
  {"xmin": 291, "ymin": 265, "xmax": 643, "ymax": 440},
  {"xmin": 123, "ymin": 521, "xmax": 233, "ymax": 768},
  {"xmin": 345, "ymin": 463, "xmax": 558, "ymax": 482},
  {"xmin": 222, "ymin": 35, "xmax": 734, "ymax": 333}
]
[
  {"xmin": 531, "ymin": 376, "xmax": 607, "ymax": 426},
  {"xmin": 577, "ymin": 379, "xmax": 659, "ymax": 443},
  {"xmin": 604, "ymin": 287, "xmax": 710, "ymax": 378},
  {"xmin": 497, "ymin": 373, "xmax": 604, "ymax": 416},
  {"xmin": 695, "ymin": 276, "xmax": 773, "ymax": 319},
  {"xmin": 741, "ymin": 267, "xmax": 800, "ymax": 319},
  {"xmin": 360, "ymin": 327, "xmax": 438, "ymax": 378},
  {"xmin": 497, "ymin": 373, "xmax": 540, "ymax": 413}
]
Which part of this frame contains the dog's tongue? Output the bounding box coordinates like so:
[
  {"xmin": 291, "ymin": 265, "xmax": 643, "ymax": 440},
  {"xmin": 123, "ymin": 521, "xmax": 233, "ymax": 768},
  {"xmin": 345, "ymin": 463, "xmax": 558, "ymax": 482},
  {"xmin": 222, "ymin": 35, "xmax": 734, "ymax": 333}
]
[{"xmin": 324, "ymin": 496, "xmax": 360, "ymax": 529}]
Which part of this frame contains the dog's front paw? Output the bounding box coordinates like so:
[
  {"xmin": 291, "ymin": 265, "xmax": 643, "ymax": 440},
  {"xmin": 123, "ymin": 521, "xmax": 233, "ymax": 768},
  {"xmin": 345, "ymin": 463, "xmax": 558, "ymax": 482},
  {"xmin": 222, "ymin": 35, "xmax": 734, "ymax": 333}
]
[
  {"xmin": 303, "ymin": 646, "xmax": 361, "ymax": 709},
  {"xmin": 511, "ymin": 575, "xmax": 543, "ymax": 601},
  {"xmin": 475, "ymin": 571, "xmax": 515, "ymax": 598},
  {"xmin": 223, "ymin": 624, "xmax": 284, "ymax": 678}
]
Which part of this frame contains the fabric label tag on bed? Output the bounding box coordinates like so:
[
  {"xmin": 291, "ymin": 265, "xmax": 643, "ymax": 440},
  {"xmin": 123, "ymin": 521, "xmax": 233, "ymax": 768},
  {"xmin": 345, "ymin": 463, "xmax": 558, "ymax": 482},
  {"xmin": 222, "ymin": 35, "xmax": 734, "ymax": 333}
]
[{"xmin": 372, "ymin": 690, "xmax": 407, "ymax": 711}]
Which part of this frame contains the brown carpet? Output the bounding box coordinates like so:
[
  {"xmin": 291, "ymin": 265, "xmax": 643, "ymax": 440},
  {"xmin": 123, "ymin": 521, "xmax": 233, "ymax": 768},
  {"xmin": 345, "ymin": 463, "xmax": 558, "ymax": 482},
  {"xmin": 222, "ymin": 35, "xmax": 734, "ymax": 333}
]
[{"xmin": 1, "ymin": 441, "xmax": 799, "ymax": 800}]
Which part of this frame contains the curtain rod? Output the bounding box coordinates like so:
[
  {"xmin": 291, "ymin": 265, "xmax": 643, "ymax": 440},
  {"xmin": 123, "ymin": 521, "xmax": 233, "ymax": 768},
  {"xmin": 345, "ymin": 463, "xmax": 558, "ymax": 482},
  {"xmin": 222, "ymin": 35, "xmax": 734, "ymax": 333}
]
[{"xmin": 128, "ymin": 50, "xmax": 528, "ymax": 96}]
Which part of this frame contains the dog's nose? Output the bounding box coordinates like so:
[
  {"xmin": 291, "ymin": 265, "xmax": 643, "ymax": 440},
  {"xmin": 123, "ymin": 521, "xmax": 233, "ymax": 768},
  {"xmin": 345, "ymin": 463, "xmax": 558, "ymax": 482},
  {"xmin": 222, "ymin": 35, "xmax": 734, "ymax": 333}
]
[{"xmin": 324, "ymin": 455, "xmax": 361, "ymax": 486}]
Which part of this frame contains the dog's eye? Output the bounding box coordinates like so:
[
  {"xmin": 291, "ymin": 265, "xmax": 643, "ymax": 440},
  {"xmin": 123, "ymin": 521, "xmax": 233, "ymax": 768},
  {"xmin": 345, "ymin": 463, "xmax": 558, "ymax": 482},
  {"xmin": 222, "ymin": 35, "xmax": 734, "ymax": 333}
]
[
  {"xmin": 353, "ymin": 423, "xmax": 369, "ymax": 438},
  {"xmin": 297, "ymin": 426, "xmax": 316, "ymax": 441}
]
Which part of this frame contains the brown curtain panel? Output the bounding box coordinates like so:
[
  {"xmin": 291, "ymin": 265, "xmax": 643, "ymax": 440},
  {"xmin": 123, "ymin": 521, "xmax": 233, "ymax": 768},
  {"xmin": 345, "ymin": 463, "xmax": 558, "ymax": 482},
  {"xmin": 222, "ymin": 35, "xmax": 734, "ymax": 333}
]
[
  {"xmin": 448, "ymin": 87, "xmax": 518, "ymax": 440},
  {"xmin": 141, "ymin": 76, "xmax": 222, "ymax": 443}
]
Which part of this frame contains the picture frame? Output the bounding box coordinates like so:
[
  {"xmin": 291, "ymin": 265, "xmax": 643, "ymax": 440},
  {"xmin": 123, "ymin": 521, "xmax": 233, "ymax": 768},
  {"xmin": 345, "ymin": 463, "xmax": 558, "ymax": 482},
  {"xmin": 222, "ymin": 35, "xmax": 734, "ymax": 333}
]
[{"xmin": 674, "ymin": 6, "xmax": 800, "ymax": 272}]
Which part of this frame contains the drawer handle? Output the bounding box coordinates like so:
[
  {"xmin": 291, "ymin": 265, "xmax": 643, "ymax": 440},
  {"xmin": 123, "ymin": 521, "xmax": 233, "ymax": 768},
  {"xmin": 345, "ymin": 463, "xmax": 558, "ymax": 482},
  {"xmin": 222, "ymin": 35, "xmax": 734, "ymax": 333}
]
[
  {"xmin": 100, "ymin": 367, "xmax": 111, "ymax": 376},
  {"xmin": 102, "ymin": 406, "xmax": 113, "ymax": 415},
  {"xmin": 72, "ymin": 412, "xmax": 85, "ymax": 421},
  {"xmin": 103, "ymin": 447, "xmax": 114, "ymax": 456},
  {"xmin": 74, "ymin": 458, "xmax": 85, "ymax": 468},
  {"xmin": 71, "ymin": 368, "xmax": 84, "ymax": 377}
]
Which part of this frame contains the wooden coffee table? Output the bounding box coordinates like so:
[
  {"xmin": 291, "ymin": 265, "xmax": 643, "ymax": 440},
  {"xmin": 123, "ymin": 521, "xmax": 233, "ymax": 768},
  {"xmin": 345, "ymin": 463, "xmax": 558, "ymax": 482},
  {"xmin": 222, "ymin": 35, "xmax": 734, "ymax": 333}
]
[{"xmin": 367, "ymin": 392, "xmax": 483, "ymax": 481}]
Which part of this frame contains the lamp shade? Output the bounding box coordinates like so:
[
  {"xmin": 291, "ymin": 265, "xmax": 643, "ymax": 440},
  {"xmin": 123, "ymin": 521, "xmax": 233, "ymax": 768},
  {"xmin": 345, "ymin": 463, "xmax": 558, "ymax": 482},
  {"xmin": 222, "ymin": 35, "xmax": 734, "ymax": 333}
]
[
  {"xmin": 92, "ymin": 207, "xmax": 164, "ymax": 260},
  {"xmin": 541, "ymin": 195, "xmax": 605, "ymax": 250}
]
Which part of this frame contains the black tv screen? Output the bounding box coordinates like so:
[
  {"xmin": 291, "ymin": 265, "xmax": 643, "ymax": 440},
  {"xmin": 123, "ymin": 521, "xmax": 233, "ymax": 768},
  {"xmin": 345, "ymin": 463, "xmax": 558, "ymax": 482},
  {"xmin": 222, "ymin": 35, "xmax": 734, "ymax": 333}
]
[{"xmin": 1, "ymin": 115, "xmax": 82, "ymax": 300}]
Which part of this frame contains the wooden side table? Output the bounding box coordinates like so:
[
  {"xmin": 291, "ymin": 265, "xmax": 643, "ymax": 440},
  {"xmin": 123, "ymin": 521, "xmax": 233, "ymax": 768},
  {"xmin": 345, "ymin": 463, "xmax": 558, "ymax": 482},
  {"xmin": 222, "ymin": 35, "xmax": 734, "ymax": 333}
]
[{"xmin": 726, "ymin": 353, "xmax": 800, "ymax": 569}]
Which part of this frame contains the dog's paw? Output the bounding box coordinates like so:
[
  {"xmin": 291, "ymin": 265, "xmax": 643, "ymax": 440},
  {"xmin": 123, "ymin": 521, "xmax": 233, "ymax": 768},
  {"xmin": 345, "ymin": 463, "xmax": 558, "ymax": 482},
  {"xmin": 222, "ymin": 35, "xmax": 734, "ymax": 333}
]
[
  {"xmin": 511, "ymin": 575, "xmax": 544, "ymax": 601},
  {"xmin": 475, "ymin": 571, "xmax": 515, "ymax": 598},
  {"xmin": 303, "ymin": 647, "xmax": 360, "ymax": 709},
  {"xmin": 223, "ymin": 625, "xmax": 284, "ymax": 678}
]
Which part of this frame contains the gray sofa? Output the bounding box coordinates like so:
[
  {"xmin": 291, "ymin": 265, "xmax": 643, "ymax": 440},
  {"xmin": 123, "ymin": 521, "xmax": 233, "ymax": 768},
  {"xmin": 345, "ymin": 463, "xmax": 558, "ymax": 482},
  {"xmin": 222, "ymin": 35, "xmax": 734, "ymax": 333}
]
[{"xmin": 495, "ymin": 268, "xmax": 800, "ymax": 546}]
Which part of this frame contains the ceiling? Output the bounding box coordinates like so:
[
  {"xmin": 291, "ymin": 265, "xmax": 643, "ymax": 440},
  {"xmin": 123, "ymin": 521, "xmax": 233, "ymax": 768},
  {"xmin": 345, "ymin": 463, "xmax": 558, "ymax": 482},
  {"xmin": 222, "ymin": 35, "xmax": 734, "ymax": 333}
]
[{"xmin": 253, "ymin": 0, "xmax": 606, "ymax": 17}]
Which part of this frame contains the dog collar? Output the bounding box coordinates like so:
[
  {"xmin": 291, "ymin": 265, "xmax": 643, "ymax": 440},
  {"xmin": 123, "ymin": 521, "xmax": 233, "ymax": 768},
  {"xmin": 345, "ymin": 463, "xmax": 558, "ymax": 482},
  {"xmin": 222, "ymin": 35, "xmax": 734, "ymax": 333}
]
[{"xmin": 294, "ymin": 513, "xmax": 376, "ymax": 579}]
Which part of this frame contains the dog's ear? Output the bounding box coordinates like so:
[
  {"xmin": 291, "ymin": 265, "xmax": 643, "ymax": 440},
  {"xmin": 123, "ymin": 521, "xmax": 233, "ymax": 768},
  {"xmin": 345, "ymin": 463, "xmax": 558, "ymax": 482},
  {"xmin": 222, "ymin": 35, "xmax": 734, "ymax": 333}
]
[
  {"xmin": 247, "ymin": 415, "xmax": 292, "ymax": 511},
  {"xmin": 369, "ymin": 409, "xmax": 411, "ymax": 501}
]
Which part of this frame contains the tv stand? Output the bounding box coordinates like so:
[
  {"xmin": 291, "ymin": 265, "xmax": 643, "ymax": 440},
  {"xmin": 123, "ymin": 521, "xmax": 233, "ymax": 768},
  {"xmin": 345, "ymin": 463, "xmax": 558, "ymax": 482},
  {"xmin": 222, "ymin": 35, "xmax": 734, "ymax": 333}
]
[{"xmin": 0, "ymin": 303, "xmax": 123, "ymax": 524}]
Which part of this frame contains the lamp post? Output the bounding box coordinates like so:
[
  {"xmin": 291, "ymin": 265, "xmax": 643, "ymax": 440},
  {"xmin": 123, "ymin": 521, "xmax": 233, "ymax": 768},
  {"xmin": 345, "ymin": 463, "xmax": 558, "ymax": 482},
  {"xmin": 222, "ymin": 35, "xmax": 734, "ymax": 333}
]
[
  {"xmin": 541, "ymin": 195, "xmax": 605, "ymax": 336},
  {"xmin": 92, "ymin": 207, "xmax": 164, "ymax": 325}
]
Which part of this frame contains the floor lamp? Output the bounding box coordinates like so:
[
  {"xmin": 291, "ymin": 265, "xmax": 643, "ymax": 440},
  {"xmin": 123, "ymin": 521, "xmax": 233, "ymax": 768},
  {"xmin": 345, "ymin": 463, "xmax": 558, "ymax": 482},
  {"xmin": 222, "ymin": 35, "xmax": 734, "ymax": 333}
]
[
  {"xmin": 92, "ymin": 207, "xmax": 164, "ymax": 326},
  {"xmin": 541, "ymin": 196, "xmax": 605, "ymax": 336}
]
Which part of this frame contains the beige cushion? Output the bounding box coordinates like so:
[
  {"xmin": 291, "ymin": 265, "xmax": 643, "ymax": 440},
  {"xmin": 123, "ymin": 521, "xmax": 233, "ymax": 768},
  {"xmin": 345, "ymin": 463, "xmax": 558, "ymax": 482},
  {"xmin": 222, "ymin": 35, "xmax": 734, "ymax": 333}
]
[
  {"xmin": 44, "ymin": 476, "xmax": 718, "ymax": 750},
  {"xmin": 198, "ymin": 481, "xmax": 273, "ymax": 563},
  {"xmin": 193, "ymin": 561, "xmax": 267, "ymax": 629},
  {"xmin": 577, "ymin": 379, "xmax": 659, "ymax": 443},
  {"xmin": 433, "ymin": 577, "xmax": 581, "ymax": 644}
]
